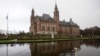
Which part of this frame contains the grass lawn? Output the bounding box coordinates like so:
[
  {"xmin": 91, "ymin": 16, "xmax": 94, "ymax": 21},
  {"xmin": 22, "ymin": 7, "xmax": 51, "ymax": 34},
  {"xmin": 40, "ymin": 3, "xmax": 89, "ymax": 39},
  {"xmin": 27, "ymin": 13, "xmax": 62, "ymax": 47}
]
[{"xmin": 0, "ymin": 37, "xmax": 100, "ymax": 44}]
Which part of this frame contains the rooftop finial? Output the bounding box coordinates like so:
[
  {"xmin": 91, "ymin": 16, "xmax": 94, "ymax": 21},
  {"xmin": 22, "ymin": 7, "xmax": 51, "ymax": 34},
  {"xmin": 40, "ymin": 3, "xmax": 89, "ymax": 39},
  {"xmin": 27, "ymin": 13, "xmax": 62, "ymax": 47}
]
[
  {"xmin": 55, "ymin": 0, "xmax": 58, "ymax": 11},
  {"xmin": 31, "ymin": 8, "xmax": 35, "ymax": 16},
  {"xmin": 32, "ymin": 8, "xmax": 34, "ymax": 13}
]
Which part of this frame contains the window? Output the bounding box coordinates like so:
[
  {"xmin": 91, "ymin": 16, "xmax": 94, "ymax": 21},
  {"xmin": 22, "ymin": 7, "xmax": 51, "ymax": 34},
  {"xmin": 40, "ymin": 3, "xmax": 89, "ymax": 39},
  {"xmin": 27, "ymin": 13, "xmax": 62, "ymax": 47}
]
[
  {"xmin": 47, "ymin": 26, "xmax": 50, "ymax": 31},
  {"xmin": 42, "ymin": 26, "xmax": 45, "ymax": 31},
  {"xmin": 52, "ymin": 27, "xmax": 55, "ymax": 31}
]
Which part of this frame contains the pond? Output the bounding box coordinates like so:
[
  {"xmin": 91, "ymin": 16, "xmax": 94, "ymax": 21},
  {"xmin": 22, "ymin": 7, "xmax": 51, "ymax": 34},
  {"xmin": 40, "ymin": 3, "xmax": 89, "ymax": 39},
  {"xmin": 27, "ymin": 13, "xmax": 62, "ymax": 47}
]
[{"xmin": 0, "ymin": 40, "xmax": 100, "ymax": 56}]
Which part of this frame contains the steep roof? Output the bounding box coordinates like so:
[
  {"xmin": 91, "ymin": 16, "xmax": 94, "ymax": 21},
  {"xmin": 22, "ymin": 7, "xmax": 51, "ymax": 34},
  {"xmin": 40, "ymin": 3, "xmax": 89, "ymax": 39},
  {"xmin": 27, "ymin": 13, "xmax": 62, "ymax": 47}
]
[
  {"xmin": 34, "ymin": 14, "xmax": 79, "ymax": 27},
  {"xmin": 59, "ymin": 20, "xmax": 79, "ymax": 27},
  {"xmin": 41, "ymin": 14, "xmax": 51, "ymax": 20},
  {"xmin": 34, "ymin": 14, "xmax": 55, "ymax": 23},
  {"xmin": 59, "ymin": 21, "xmax": 70, "ymax": 26}
]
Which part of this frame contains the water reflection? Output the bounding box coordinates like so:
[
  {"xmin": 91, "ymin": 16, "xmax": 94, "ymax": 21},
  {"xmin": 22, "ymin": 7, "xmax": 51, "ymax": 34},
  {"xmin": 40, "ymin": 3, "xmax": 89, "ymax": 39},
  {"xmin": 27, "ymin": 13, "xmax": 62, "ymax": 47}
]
[
  {"xmin": 81, "ymin": 40, "xmax": 100, "ymax": 48},
  {"xmin": 0, "ymin": 40, "xmax": 100, "ymax": 56},
  {"xmin": 30, "ymin": 41, "xmax": 81, "ymax": 56},
  {"xmin": 0, "ymin": 43, "xmax": 30, "ymax": 56},
  {"xmin": 78, "ymin": 39, "xmax": 100, "ymax": 56}
]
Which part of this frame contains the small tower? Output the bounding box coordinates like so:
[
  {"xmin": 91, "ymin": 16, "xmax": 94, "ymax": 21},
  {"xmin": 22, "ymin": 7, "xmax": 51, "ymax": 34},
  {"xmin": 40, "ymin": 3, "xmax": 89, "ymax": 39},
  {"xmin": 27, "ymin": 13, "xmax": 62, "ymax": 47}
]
[
  {"xmin": 54, "ymin": 3, "xmax": 59, "ymax": 33},
  {"xmin": 54, "ymin": 3, "xmax": 59, "ymax": 23},
  {"xmin": 31, "ymin": 8, "xmax": 34, "ymax": 25},
  {"xmin": 30, "ymin": 8, "xmax": 35, "ymax": 34}
]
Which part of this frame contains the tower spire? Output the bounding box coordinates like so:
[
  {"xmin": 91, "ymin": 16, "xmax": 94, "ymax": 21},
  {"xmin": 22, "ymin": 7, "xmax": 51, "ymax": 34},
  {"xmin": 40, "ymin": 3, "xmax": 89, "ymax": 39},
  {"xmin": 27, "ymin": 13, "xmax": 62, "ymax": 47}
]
[
  {"xmin": 31, "ymin": 8, "xmax": 35, "ymax": 19},
  {"xmin": 31, "ymin": 8, "xmax": 35, "ymax": 25},
  {"xmin": 54, "ymin": 1, "xmax": 59, "ymax": 33},
  {"xmin": 55, "ymin": 1, "xmax": 58, "ymax": 11},
  {"xmin": 54, "ymin": 1, "xmax": 59, "ymax": 20},
  {"xmin": 32, "ymin": 8, "xmax": 34, "ymax": 15}
]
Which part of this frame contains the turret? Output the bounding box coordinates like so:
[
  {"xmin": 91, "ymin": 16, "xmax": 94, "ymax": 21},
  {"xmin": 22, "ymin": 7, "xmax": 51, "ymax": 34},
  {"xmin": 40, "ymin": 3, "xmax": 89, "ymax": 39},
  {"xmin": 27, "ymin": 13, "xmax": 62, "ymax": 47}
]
[
  {"xmin": 32, "ymin": 8, "xmax": 34, "ymax": 15},
  {"xmin": 54, "ymin": 3, "xmax": 60, "ymax": 33},
  {"xmin": 31, "ymin": 8, "xmax": 35, "ymax": 25},
  {"xmin": 30, "ymin": 8, "xmax": 35, "ymax": 33},
  {"xmin": 54, "ymin": 3, "xmax": 59, "ymax": 23}
]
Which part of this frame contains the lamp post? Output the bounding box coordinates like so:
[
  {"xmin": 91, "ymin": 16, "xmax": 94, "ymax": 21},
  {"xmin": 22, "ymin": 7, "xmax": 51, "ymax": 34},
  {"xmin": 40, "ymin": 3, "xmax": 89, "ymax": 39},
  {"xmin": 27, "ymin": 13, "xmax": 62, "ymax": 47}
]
[{"xmin": 69, "ymin": 18, "xmax": 73, "ymax": 37}]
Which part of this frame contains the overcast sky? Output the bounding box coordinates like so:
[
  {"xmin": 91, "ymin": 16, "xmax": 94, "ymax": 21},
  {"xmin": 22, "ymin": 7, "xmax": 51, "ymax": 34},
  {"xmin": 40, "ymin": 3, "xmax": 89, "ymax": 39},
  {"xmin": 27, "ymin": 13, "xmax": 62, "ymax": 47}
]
[{"xmin": 0, "ymin": 0, "xmax": 100, "ymax": 32}]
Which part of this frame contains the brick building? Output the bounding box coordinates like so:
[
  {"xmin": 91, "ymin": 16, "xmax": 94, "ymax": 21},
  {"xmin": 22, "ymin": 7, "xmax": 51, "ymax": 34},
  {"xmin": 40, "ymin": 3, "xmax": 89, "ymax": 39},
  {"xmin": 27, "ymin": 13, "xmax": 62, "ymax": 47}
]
[{"xmin": 30, "ymin": 4, "xmax": 80, "ymax": 35}]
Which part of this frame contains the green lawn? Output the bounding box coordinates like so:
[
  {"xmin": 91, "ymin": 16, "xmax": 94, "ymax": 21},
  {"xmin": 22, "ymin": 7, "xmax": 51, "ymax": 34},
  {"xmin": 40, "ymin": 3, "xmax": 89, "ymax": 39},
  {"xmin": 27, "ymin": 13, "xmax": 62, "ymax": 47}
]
[{"xmin": 0, "ymin": 37, "xmax": 100, "ymax": 44}]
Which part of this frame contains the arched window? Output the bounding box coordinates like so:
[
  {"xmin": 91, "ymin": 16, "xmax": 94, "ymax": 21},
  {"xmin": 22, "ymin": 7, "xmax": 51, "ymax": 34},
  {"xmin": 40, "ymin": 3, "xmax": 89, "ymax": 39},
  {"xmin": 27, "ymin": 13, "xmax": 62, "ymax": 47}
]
[
  {"xmin": 47, "ymin": 26, "xmax": 50, "ymax": 31},
  {"xmin": 52, "ymin": 27, "xmax": 55, "ymax": 31},
  {"xmin": 42, "ymin": 26, "xmax": 45, "ymax": 31}
]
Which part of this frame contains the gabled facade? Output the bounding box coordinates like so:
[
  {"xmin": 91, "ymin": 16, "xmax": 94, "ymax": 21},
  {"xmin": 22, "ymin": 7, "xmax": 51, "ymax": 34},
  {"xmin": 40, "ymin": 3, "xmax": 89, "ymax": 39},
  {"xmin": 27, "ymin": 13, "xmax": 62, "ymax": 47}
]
[{"xmin": 30, "ymin": 4, "xmax": 80, "ymax": 35}]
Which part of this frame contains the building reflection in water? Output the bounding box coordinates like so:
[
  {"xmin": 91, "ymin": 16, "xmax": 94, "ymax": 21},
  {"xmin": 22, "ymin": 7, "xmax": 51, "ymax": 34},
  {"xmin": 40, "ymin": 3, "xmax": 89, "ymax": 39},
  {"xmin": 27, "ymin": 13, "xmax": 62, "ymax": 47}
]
[{"xmin": 30, "ymin": 40, "xmax": 80, "ymax": 56}]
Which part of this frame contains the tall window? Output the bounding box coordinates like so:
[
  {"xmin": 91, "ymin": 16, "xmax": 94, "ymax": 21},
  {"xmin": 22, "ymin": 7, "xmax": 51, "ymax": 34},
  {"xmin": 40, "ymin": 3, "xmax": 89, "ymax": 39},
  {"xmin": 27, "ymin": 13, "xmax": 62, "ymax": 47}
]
[
  {"xmin": 42, "ymin": 26, "xmax": 45, "ymax": 31},
  {"xmin": 52, "ymin": 27, "xmax": 55, "ymax": 31},
  {"xmin": 47, "ymin": 26, "xmax": 50, "ymax": 31}
]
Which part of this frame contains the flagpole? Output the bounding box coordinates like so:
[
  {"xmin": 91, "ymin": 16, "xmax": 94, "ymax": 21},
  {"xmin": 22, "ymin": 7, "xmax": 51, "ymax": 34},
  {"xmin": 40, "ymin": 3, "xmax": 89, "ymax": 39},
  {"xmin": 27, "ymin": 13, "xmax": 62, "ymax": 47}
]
[
  {"xmin": 6, "ymin": 13, "xmax": 8, "ymax": 38},
  {"xmin": 6, "ymin": 44, "xmax": 8, "ymax": 56}
]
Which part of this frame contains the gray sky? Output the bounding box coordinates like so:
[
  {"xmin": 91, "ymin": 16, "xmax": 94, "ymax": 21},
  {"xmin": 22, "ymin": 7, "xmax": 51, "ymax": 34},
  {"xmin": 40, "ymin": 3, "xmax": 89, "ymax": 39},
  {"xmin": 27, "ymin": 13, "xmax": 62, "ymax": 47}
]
[{"xmin": 0, "ymin": 0, "xmax": 100, "ymax": 32}]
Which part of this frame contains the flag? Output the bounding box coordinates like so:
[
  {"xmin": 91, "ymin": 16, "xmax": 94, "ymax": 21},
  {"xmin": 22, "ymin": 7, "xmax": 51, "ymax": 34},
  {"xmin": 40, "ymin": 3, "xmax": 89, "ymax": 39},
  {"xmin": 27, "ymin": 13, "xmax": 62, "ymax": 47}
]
[{"xmin": 6, "ymin": 14, "xmax": 8, "ymax": 20}]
